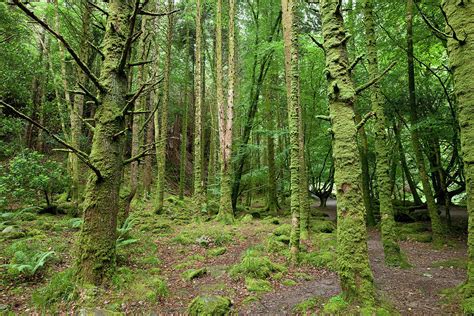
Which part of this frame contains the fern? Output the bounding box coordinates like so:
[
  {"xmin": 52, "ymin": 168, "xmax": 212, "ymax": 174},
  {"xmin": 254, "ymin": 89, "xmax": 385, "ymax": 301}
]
[
  {"xmin": 116, "ymin": 216, "xmax": 139, "ymax": 249},
  {"xmin": 3, "ymin": 250, "xmax": 54, "ymax": 277}
]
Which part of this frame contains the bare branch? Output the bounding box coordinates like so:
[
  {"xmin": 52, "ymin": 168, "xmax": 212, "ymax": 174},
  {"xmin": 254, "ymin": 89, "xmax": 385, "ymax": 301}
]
[
  {"xmin": 128, "ymin": 60, "xmax": 153, "ymax": 67},
  {"xmin": 316, "ymin": 115, "xmax": 331, "ymax": 121},
  {"xmin": 78, "ymin": 82, "xmax": 99, "ymax": 105},
  {"xmin": 118, "ymin": 0, "xmax": 141, "ymax": 72},
  {"xmin": 13, "ymin": 0, "xmax": 105, "ymax": 92},
  {"xmin": 138, "ymin": 8, "xmax": 181, "ymax": 17},
  {"xmin": 123, "ymin": 145, "xmax": 155, "ymax": 165},
  {"xmin": 1, "ymin": 100, "xmax": 102, "ymax": 180},
  {"xmin": 88, "ymin": 40, "xmax": 105, "ymax": 60},
  {"xmin": 308, "ymin": 34, "xmax": 325, "ymax": 52},
  {"xmin": 87, "ymin": 0, "xmax": 108, "ymax": 16},
  {"xmin": 355, "ymin": 61, "xmax": 397, "ymax": 95}
]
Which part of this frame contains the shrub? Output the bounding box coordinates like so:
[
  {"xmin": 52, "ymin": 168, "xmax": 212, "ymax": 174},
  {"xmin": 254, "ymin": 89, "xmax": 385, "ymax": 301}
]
[{"xmin": 0, "ymin": 150, "xmax": 70, "ymax": 207}]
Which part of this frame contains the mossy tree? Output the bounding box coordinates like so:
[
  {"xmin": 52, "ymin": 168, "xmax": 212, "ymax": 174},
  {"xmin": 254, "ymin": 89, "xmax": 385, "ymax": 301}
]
[
  {"xmin": 155, "ymin": 0, "xmax": 175, "ymax": 213},
  {"xmin": 364, "ymin": 0, "xmax": 403, "ymax": 266},
  {"xmin": 320, "ymin": 0, "xmax": 376, "ymax": 304},
  {"xmin": 281, "ymin": 0, "xmax": 302, "ymax": 263},
  {"xmin": 216, "ymin": 0, "xmax": 235, "ymax": 224},
  {"xmin": 442, "ymin": 0, "xmax": 474, "ymax": 310},
  {"xmin": 406, "ymin": 0, "xmax": 443, "ymax": 243}
]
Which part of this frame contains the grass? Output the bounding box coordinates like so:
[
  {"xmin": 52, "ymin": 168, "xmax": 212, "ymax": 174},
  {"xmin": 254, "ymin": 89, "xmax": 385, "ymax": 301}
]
[{"xmin": 432, "ymin": 258, "xmax": 467, "ymax": 269}]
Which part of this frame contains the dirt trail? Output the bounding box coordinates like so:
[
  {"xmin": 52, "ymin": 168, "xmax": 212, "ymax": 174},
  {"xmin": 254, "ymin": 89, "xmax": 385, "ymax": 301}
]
[{"xmin": 243, "ymin": 200, "xmax": 467, "ymax": 315}]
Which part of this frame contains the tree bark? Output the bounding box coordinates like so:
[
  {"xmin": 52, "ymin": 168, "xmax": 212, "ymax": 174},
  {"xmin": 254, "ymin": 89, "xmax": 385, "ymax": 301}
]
[
  {"xmin": 443, "ymin": 0, "xmax": 474, "ymax": 309},
  {"xmin": 364, "ymin": 0, "xmax": 403, "ymax": 266},
  {"xmin": 320, "ymin": 0, "xmax": 376, "ymax": 304}
]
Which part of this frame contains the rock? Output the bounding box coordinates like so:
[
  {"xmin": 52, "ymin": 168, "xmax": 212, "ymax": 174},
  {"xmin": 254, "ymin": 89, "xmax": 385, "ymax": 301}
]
[
  {"xmin": 182, "ymin": 268, "xmax": 207, "ymax": 281},
  {"xmin": 188, "ymin": 295, "xmax": 232, "ymax": 316}
]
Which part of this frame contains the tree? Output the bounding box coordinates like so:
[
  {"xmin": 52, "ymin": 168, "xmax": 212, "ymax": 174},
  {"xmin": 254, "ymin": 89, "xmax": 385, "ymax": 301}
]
[
  {"xmin": 320, "ymin": 0, "xmax": 376, "ymax": 304},
  {"xmin": 281, "ymin": 0, "xmax": 301, "ymax": 263},
  {"xmin": 216, "ymin": 0, "xmax": 235, "ymax": 224},
  {"xmin": 364, "ymin": 0, "xmax": 403, "ymax": 266},
  {"xmin": 193, "ymin": 0, "xmax": 205, "ymax": 210},
  {"xmin": 406, "ymin": 0, "xmax": 443, "ymax": 243},
  {"xmin": 442, "ymin": 0, "xmax": 474, "ymax": 311}
]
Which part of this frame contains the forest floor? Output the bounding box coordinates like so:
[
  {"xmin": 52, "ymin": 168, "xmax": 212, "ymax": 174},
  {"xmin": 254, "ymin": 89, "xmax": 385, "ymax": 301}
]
[{"xmin": 0, "ymin": 196, "xmax": 468, "ymax": 314}]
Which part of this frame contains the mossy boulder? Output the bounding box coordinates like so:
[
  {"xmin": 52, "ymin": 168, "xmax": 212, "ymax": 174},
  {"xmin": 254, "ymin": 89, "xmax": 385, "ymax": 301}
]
[
  {"xmin": 188, "ymin": 295, "xmax": 232, "ymax": 316},
  {"xmin": 245, "ymin": 277, "xmax": 272, "ymax": 292},
  {"xmin": 229, "ymin": 249, "xmax": 286, "ymax": 279},
  {"xmin": 182, "ymin": 268, "xmax": 207, "ymax": 281},
  {"xmin": 208, "ymin": 247, "xmax": 227, "ymax": 257},
  {"xmin": 240, "ymin": 214, "xmax": 254, "ymax": 223},
  {"xmin": 311, "ymin": 220, "xmax": 336, "ymax": 233}
]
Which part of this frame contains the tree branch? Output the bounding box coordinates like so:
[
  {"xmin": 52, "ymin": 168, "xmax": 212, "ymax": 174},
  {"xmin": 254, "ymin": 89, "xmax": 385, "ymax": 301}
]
[
  {"xmin": 316, "ymin": 115, "xmax": 331, "ymax": 121},
  {"xmin": 128, "ymin": 60, "xmax": 153, "ymax": 67},
  {"xmin": 349, "ymin": 54, "xmax": 365, "ymax": 72},
  {"xmin": 138, "ymin": 8, "xmax": 181, "ymax": 16},
  {"xmin": 13, "ymin": 0, "xmax": 105, "ymax": 93},
  {"xmin": 87, "ymin": 0, "xmax": 108, "ymax": 16},
  {"xmin": 118, "ymin": 0, "xmax": 141, "ymax": 72},
  {"xmin": 78, "ymin": 82, "xmax": 99, "ymax": 105},
  {"xmin": 308, "ymin": 34, "xmax": 325, "ymax": 52},
  {"xmin": 355, "ymin": 61, "xmax": 397, "ymax": 95},
  {"xmin": 1, "ymin": 100, "xmax": 102, "ymax": 180},
  {"xmin": 356, "ymin": 111, "xmax": 375, "ymax": 131},
  {"xmin": 123, "ymin": 144, "xmax": 155, "ymax": 165}
]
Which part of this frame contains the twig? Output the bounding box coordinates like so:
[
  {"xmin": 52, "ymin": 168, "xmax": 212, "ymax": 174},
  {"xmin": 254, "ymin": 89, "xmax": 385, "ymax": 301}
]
[
  {"xmin": 118, "ymin": 0, "xmax": 141, "ymax": 72},
  {"xmin": 78, "ymin": 82, "xmax": 99, "ymax": 105},
  {"xmin": 123, "ymin": 145, "xmax": 155, "ymax": 165},
  {"xmin": 1, "ymin": 100, "xmax": 102, "ymax": 180},
  {"xmin": 13, "ymin": 0, "xmax": 105, "ymax": 93},
  {"xmin": 308, "ymin": 34, "xmax": 325, "ymax": 52},
  {"xmin": 316, "ymin": 115, "xmax": 331, "ymax": 121},
  {"xmin": 355, "ymin": 61, "xmax": 396, "ymax": 94},
  {"xmin": 87, "ymin": 0, "xmax": 108, "ymax": 16},
  {"xmin": 440, "ymin": 5, "xmax": 466, "ymax": 44},
  {"xmin": 128, "ymin": 60, "xmax": 153, "ymax": 67}
]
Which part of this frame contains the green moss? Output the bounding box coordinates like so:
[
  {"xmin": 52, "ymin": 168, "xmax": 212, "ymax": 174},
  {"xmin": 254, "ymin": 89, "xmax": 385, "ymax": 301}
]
[
  {"xmin": 432, "ymin": 258, "xmax": 467, "ymax": 269},
  {"xmin": 273, "ymin": 224, "xmax": 291, "ymax": 237},
  {"xmin": 182, "ymin": 268, "xmax": 207, "ymax": 281},
  {"xmin": 229, "ymin": 249, "xmax": 286, "ymax": 279},
  {"xmin": 311, "ymin": 219, "xmax": 336, "ymax": 233},
  {"xmin": 208, "ymin": 247, "xmax": 227, "ymax": 257},
  {"xmin": 323, "ymin": 295, "xmax": 349, "ymax": 314},
  {"xmin": 240, "ymin": 214, "xmax": 254, "ymax": 223},
  {"xmin": 281, "ymin": 279, "xmax": 297, "ymax": 286},
  {"xmin": 293, "ymin": 297, "xmax": 323, "ymax": 314},
  {"xmin": 245, "ymin": 277, "xmax": 272, "ymax": 292},
  {"xmin": 188, "ymin": 295, "xmax": 232, "ymax": 316},
  {"xmin": 241, "ymin": 295, "xmax": 259, "ymax": 305},
  {"xmin": 299, "ymin": 250, "xmax": 336, "ymax": 270},
  {"xmin": 400, "ymin": 232, "xmax": 432, "ymax": 243}
]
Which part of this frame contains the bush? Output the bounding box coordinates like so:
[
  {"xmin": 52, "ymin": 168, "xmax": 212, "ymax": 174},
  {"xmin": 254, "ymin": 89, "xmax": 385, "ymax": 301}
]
[
  {"xmin": 3, "ymin": 249, "xmax": 54, "ymax": 278},
  {"xmin": 0, "ymin": 150, "xmax": 70, "ymax": 207}
]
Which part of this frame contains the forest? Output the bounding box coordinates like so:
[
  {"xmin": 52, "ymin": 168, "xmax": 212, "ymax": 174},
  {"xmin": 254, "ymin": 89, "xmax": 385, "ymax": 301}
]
[{"xmin": 0, "ymin": 0, "xmax": 472, "ymax": 314}]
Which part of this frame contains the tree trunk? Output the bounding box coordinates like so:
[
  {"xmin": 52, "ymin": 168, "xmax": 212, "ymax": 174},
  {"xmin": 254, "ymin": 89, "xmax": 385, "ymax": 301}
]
[
  {"xmin": 155, "ymin": 0, "xmax": 174, "ymax": 213},
  {"xmin": 406, "ymin": 0, "xmax": 443, "ymax": 243},
  {"xmin": 320, "ymin": 0, "xmax": 375, "ymax": 304},
  {"xmin": 193, "ymin": 0, "xmax": 205, "ymax": 210},
  {"xmin": 179, "ymin": 30, "xmax": 191, "ymax": 200},
  {"xmin": 281, "ymin": 0, "xmax": 301, "ymax": 264},
  {"xmin": 76, "ymin": 0, "xmax": 132, "ymax": 285},
  {"xmin": 364, "ymin": 0, "xmax": 403, "ymax": 266},
  {"xmin": 442, "ymin": 0, "xmax": 474, "ymax": 309}
]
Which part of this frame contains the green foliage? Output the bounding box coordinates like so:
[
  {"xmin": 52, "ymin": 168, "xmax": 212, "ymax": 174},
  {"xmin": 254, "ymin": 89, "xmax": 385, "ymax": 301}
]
[
  {"xmin": 293, "ymin": 297, "xmax": 323, "ymax": 314},
  {"xmin": 323, "ymin": 295, "xmax": 349, "ymax": 314},
  {"xmin": 0, "ymin": 150, "xmax": 69, "ymax": 207},
  {"xmin": 116, "ymin": 216, "xmax": 139, "ymax": 249},
  {"xmin": 3, "ymin": 248, "xmax": 54, "ymax": 278},
  {"xmin": 229, "ymin": 248, "xmax": 286, "ymax": 279},
  {"xmin": 171, "ymin": 222, "xmax": 234, "ymax": 247},
  {"xmin": 32, "ymin": 268, "xmax": 77, "ymax": 310}
]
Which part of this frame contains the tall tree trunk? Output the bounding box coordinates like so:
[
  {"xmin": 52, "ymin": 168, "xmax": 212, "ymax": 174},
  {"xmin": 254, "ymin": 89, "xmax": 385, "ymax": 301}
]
[
  {"xmin": 193, "ymin": 0, "xmax": 205, "ymax": 210},
  {"xmin": 281, "ymin": 0, "xmax": 301, "ymax": 264},
  {"xmin": 320, "ymin": 0, "xmax": 376, "ymax": 304},
  {"xmin": 76, "ymin": 0, "xmax": 133, "ymax": 285},
  {"xmin": 406, "ymin": 0, "xmax": 443, "ymax": 243},
  {"xmin": 216, "ymin": 0, "xmax": 235, "ymax": 223},
  {"xmin": 265, "ymin": 82, "xmax": 278, "ymax": 215},
  {"xmin": 71, "ymin": 0, "xmax": 92, "ymax": 204},
  {"xmin": 442, "ymin": 0, "xmax": 474, "ymax": 310},
  {"xmin": 179, "ymin": 30, "xmax": 191, "ymax": 200},
  {"xmin": 155, "ymin": 0, "xmax": 174, "ymax": 213},
  {"xmin": 143, "ymin": 93, "xmax": 154, "ymax": 195},
  {"xmin": 364, "ymin": 0, "xmax": 403, "ymax": 266}
]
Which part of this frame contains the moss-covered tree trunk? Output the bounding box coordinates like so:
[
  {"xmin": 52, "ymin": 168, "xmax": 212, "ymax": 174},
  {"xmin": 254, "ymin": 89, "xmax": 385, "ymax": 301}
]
[
  {"xmin": 193, "ymin": 0, "xmax": 205, "ymax": 210},
  {"xmin": 265, "ymin": 82, "xmax": 278, "ymax": 215},
  {"xmin": 406, "ymin": 0, "xmax": 443, "ymax": 243},
  {"xmin": 320, "ymin": 0, "xmax": 376, "ymax": 304},
  {"xmin": 179, "ymin": 29, "xmax": 191, "ymax": 200},
  {"xmin": 442, "ymin": 0, "xmax": 474, "ymax": 309},
  {"xmin": 76, "ymin": 0, "xmax": 133, "ymax": 285},
  {"xmin": 155, "ymin": 0, "xmax": 174, "ymax": 213},
  {"xmin": 216, "ymin": 0, "xmax": 235, "ymax": 224},
  {"xmin": 364, "ymin": 0, "xmax": 403, "ymax": 266},
  {"xmin": 281, "ymin": 0, "xmax": 301, "ymax": 263}
]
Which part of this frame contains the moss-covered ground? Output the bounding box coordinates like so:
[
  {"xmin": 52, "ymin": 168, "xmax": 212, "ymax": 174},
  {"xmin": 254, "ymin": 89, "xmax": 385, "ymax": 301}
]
[{"xmin": 0, "ymin": 196, "xmax": 468, "ymax": 314}]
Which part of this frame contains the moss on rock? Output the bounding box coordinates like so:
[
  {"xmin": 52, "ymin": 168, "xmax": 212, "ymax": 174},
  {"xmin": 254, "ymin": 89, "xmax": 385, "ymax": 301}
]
[
  {"xmin": 245, "ymin": 277, "xmax": 272, "ymax": 292},
  {"xmin": 182, "ymin": 268, "xmax": 207, "ymax": 281},
  {"xmin": 188, "ymin": 295, "xmax": 232, "ymax": 316}
]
